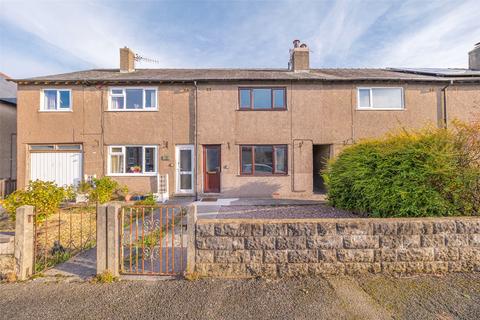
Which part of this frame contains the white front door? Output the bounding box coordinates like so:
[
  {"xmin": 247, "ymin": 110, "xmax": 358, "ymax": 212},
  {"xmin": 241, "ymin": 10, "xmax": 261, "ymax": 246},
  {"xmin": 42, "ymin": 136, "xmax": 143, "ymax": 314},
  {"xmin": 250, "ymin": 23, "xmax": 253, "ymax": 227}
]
[
  {"xmin": 30, "ymin": 152, "xmax": 83, "ymax": 187},
  {"xmin": 175, "ymin": 145, "xmax": 194, "ymax": 194}
]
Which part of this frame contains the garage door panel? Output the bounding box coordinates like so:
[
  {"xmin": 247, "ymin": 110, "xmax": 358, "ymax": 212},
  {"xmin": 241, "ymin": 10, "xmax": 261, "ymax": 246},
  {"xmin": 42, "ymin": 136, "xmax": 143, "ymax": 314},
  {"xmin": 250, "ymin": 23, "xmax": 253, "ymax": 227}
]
[{"xmin": 30, "ymin": 152, "xmax": 82, "ymax": 187}]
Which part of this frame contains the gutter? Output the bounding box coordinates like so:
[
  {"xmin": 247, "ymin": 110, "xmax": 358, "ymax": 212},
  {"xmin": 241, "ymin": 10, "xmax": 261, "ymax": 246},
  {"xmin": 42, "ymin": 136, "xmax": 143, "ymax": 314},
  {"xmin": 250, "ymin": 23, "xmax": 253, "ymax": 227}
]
[{"xmin": 441, "ymin": 80, "xmax": 454, "ymax": 128}]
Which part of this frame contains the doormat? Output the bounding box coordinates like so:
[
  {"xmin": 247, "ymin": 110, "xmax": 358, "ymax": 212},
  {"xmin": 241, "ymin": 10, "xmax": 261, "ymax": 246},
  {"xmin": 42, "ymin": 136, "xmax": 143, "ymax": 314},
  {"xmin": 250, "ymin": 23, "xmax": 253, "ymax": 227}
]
[{"xmin": 201, "ymin": 197, "xmax": 218, "ymax": 202}]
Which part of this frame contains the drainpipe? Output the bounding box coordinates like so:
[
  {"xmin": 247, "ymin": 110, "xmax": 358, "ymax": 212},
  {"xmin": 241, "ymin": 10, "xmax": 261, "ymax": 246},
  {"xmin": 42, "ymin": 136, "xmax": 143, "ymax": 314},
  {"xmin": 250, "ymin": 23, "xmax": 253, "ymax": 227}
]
[
  {"xmin": 10, "ymin": 133, "xmax": 16, "ymax": 179},
  {"xmin": 441, "ymin": 80, "xmax": 453, "ymax": 128},
  {"xmin": 193, "ymin": 81, "xmax": 198, "ymax": 201}
]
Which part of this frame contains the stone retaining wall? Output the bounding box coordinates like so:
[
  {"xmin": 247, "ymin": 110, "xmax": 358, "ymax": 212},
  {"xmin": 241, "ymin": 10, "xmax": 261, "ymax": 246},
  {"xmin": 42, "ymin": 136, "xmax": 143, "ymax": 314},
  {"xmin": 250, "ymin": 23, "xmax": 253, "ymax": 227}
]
[
  {"xmin": 0, "ymin": 234, "xmax": 15, "ymax": 278},
  {"xmin": 194, "ymin": 218, "xmax": 480, "ymax": 278}
]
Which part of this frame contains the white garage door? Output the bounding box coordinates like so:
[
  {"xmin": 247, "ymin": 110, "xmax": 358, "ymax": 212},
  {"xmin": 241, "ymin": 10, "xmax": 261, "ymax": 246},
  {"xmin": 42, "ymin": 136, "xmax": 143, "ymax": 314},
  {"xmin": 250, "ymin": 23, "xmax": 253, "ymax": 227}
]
[{"xmin": 30, "ymin": 152, "xmax": 82, "ymax": 187}]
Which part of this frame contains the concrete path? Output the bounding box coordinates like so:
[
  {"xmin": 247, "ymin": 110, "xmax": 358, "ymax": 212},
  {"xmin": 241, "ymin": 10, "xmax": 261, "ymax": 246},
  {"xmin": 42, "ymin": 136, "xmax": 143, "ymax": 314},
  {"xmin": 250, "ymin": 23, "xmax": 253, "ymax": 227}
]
[{"xmin": 43, "ymin": 247, "xmax": 97, "ymax": 281}]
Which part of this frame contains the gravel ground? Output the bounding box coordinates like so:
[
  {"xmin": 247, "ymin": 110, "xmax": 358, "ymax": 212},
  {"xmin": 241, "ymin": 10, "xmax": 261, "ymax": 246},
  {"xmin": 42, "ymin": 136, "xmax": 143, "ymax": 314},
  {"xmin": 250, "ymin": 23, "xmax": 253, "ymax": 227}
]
[
  {"xmin": 201, "ymin": 204, "xmax": 357, "ymax": 219},
  {"xmin": 1, "ymin": 273, "xmax": 479, "ymax": 320}
]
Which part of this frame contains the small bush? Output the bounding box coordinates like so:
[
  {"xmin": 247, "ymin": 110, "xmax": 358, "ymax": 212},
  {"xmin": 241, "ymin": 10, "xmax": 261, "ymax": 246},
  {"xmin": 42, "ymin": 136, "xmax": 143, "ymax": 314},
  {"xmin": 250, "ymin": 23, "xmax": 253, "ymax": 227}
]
[
  {"xmin": 91, "ymin": 270, "xmax": 118, "ymax": 283},
  {"xmin": 3, "ymin": 180, "xmax": 73, "ymax": 220},
  {"xmin": 324, "ymin": 122, "xmax": 480, "ymax": 217},
  {"xmin": 89, "ymin": 177, "xmax": 128, "ymax": 204}
]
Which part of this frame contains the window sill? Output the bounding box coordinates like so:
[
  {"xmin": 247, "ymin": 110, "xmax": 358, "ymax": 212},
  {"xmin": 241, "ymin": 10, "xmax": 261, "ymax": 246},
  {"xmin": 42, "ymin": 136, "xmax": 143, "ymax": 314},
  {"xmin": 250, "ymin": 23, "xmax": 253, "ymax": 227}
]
[
  {"xmin": 38, "ymin": 110, "xmax": 73, "ymax": 112},
  {"xmin": 106, "ymin": 109, "xmax": 158, "ymax": 112},
  {"xmin": 356, "ymin": 108, "xmax": 405, "ymax": 111},
  {"xmin": 237, "ymin": 109, "xmax": 287, "ymax": 112},
  {"xmin": 236, "ymin": 174, "xmax": 289, "ymax": 177},
  {"xmin": 107, "ymin": 173, "xmax": 158, "ymax": 177}
]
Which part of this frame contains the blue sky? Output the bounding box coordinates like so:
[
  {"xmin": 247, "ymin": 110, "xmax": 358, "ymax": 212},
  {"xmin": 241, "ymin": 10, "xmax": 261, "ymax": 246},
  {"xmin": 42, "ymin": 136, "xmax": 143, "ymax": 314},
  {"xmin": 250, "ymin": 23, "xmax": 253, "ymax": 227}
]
[{"xmin": 0, "ymin": 0, "xmax": 479, "ymax": 78}]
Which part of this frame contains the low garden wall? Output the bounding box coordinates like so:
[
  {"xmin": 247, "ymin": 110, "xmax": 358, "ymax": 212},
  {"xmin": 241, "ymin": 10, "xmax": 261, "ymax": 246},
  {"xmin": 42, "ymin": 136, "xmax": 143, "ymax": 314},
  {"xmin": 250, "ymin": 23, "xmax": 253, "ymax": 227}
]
[
  {"xmin": 194, "ymin": 217, "xmax": 480, "ymax": 278},
  {"xmin": 0, "ymin": 233, "xmax": 15, "ymax": 278}
]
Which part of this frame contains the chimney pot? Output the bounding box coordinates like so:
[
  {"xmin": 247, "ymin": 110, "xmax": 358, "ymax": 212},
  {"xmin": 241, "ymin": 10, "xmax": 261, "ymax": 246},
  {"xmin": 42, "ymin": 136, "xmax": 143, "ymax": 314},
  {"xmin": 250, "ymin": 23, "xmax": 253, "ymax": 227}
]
[
  {"xmin": 120, "ymin": 47, "xmax": 135, "ymax": 73},
  {"xmin": 293, "ymin": 39, "xmax": 300, "ymax": 48}
]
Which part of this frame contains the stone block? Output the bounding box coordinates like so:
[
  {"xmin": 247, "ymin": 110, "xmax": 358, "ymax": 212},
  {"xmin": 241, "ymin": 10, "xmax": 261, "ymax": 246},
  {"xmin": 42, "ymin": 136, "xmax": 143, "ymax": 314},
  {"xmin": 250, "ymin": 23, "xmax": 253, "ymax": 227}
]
[
  {"xmin": 263, "ymin": 223, "xmax": 288, "ymax": 236},
  {"xmin": 264, "ymin": 250, "xmax": 288, "ymax": 263},
  {"xmin": 276, "ymin": 237, "xmax": 306, "ymax": 250},
  {"xmin": 288, "ymin": 250, "xmax": 318, "ymax": 263},
  {"xmin": 469, "ymin": 234, "xmax": 480, "ymax": 246},
  {"xmin": 382, "ymin": 262, "xmax": 407, "ymax": 274},
  {"xmin": 434, "ymin": 247, "xmax": 459, "ymax": 261},
  {"xmin": 287, "ymin": 223, "xmax": 317, "ymax": 236},
  {"xmin": 248, "ymin": 250, "xmax": 263, "ymax": 263},
  {"xmin": 337, "ymin": 221, "xmax": 372, "ymax": 235},
  {"xmin": 318, "ymin": 249, "xmax": 337, "ymax": 262},
  {"xmin": 397, "ymin": 222, "xmax": 421, "ymax": 235},
  {"xmin": 374, "ymin": 249, "xmax": 397, "ymax": 262},
  {"xmin": 277, "ymin": 264, "xmax": 309, "ymax": 277},
  {"xmin": 405, "ymin": 262, "xmax": 424, "ymax": 273},
  {"xmin": 380, "ymin": 235, "xmax": 401, "ymax": 249},
  {"xmin": 196, "ymin": 250, "xmax": 214, "ymax": 263},
  {"xmin": 214, "ymin": 223, "xmax": 251, "ymax": 237},
  {"xmin": 246, "ymin": 263, "xmax": 277, "ymax": 278},
  {"xmin": 402, "ymin": 235, "xmax": 421, "ymax": 248},
  {"xmin": 308, "ymin": 263, "xmax": 345, "ymax": 276},
  {"xmin": 344, "ymin": 263, "xmax": 381, "ymax": 275},
  {"xmin": 195, "ymin": 263, "xmax": 246, "ymax": 277},
  {"xmin": 456, "ymin": 221, "xmax": 480, "ymax": 234},
  {"xmin": 251, "ymin": 224, "xmax": 263, "ymax": 237},
  {"xmin": 343, "ymin": 235, "xmax": 379, "ymax": 249},
  {"xmin": 459, "ymin": 247, "xmax": 480, "ymax": 261},
  {"xmin": 317, "ymin": 222, "xmax": 337, "ymax": 236},
  {"xmin": 420, "ymin": 235, "xmax": 445, "ymax": 247},
  {"xmin": 306, "ymin": 235, "xmax": 343, "ymax": 249},
  {"xmin": 245, "ymin": 237, "xmax": 275, "ymax": 250},
  {"xmin": 337, "ymin": 249, "xmax": 375, "ymax": 263},
  {"xmin": 448, "ymin": 261, "xmax": 463, "ymax": 272},
  {"xmin": 397, "ymin": 248, "xmax": 434, "ymax": 262},
  {"xmin": 214, "ymin": 250, "xmax": 249, "ymax": 263},
  {"xmin": 372, "ymin": 222, "xmax": 397, "ymax": 235},
  {"xmin": 424, "ymin": 261, "xmax": 448, "ymax": 274},
  {"xmin": 196, "ymin": 237, "xmax": 244, "ymax": 250},
  {"xmin": 421, "ymin": 222, "xmax": 434, "ymax": 235},
  {"xmin": 196, "ymin": 224, "xmax": 215, "ymax": 237},
  {"xmin": 445, "ymin": 234, "xmax": 469, "ymax": 247},
  {"xmin": 433, "ymin": 221, "xmax": 456, "ymax": 234}
]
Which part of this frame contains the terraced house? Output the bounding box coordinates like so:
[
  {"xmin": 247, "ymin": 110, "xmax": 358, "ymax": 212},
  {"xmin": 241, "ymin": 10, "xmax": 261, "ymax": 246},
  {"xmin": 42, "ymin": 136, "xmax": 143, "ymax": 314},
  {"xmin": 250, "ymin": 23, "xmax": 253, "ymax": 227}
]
[{"xmin": 11, "ymin": 41, "xmax": 480, "ymax": 199}]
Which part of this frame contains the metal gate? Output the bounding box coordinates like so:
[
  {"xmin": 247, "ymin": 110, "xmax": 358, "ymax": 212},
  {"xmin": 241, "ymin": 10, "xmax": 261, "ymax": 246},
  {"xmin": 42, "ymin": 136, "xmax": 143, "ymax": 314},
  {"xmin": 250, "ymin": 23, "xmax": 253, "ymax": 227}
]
[{"xmin": 119, "ymin": 205, "xmax": 187, "ymax": 276}]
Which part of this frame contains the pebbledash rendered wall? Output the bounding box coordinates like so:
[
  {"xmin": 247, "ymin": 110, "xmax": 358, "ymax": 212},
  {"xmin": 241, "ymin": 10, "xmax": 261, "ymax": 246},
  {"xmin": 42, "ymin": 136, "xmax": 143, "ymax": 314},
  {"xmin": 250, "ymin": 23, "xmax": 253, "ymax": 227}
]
[{"xmin": 194, "ymin": 217, "xmax": 480, "ymax": 278}]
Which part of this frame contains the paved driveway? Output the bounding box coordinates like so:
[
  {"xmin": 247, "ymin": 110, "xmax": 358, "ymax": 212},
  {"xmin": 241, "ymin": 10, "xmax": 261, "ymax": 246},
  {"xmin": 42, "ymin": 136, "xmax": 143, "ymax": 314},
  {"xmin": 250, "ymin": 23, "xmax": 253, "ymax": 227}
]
[{"xmin": 1, "ymin": 273, "xmax": 479, "ymax": 319}]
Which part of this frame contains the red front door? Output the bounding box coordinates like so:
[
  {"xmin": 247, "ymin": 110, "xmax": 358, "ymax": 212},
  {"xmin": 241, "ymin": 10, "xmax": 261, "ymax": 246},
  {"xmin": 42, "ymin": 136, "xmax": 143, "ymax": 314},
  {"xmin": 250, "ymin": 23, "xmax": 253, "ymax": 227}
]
[{"xmin": 203, "ymin": 145, "xmax": 221, "ymax": 193}]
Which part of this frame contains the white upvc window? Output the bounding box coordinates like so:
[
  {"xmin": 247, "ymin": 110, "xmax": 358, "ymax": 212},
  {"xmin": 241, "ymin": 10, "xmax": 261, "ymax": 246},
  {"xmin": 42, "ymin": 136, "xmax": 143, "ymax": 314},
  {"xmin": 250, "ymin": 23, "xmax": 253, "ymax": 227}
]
[
  {"xmin": 107, "ymin": 145, "xmax": 157, "ymax": 176},
  {"xmin": 357, "ymin": 87, "xmax": 404, "ymax": 110},
  {"xmin": 40, "ymin": 89, "xmax": 72, "ymax": 111},
  {"xmin": 108, "ymin": 87, "xmax": 157, "ymax": 111}
]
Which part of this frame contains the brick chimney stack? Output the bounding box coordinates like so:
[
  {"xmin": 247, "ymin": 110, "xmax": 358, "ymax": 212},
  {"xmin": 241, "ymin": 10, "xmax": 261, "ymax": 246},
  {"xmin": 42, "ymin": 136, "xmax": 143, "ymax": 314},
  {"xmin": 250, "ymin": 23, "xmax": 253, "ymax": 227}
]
[
  {"xmin": 289, "ymin": 40, "xmax": 309, "ymax": 72},
  {"xmin": 120, "ymin": 47, "xmax": 135, "ymax": 73}
]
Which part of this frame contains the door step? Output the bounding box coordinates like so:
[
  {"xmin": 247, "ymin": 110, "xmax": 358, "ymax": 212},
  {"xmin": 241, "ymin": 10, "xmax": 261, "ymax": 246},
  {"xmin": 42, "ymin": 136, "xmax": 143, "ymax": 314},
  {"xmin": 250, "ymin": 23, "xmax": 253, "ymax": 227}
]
[{"xmin": 201, "ymin": 197, "xmax": 218, "ymax": 202}]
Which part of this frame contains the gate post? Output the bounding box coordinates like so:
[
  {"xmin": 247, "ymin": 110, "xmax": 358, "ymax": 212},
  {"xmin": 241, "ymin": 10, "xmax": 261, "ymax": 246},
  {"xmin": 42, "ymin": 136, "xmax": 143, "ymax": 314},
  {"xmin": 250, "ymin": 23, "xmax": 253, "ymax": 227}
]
[
  {"xmin": 14, "ymin": 205, "xmax": 34, "ymax": 280},
  {"xmin": 186, "ymin": 204, "xmax": 197, "ymax": 274},
  {"xmin": 97, "ymin": 203, "xmax": 120, "ymax": 276}
]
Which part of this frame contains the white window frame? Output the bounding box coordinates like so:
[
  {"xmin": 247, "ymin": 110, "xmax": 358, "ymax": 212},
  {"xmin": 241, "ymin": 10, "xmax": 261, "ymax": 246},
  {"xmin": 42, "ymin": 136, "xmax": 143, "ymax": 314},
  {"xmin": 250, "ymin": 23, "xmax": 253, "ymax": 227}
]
[
  {"xmin": 40, "ymin": 89, "xmax": 72, "ymax": 112},
  {"xmin": 107, "ymin": 145, "xmax": 158, "ymax": 176},
  {"xmin": 357, "ymin": 87, "xmax": 405, "ymax": 110},
  {"xmin": 108, "ymin": 87, "xmax": 158, "ymax": 111}
]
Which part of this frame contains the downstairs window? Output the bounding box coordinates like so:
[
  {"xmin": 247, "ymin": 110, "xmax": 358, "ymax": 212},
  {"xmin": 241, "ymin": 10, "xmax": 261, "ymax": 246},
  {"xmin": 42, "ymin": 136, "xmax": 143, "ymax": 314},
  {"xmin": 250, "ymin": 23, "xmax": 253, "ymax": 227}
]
[
  {"xmin": 108, "ymin": 146, "xmax": 157, "ymax": 175},
  {"xmin": 240, "ymin": 145, "xmax": 287, "ymax": 175}
]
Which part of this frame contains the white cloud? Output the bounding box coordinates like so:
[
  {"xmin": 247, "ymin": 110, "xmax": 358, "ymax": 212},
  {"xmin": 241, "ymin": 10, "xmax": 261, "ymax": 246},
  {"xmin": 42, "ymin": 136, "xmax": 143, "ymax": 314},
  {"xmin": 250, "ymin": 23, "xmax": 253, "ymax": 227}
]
[{"xmin": 370, "ymin": 0, "xmax": 480, "ymax": 68}]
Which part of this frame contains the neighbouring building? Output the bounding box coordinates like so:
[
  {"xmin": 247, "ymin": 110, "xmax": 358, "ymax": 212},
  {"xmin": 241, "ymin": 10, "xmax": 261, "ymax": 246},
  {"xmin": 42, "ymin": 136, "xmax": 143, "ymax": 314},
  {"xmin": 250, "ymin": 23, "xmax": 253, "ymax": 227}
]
[
  {"xmin": 0, "ymin": 73, "xmax": 16, "ymax": 181},
  {"xmin": 11, "ymin": 41, "xmax": 480, "ymax": 199}
]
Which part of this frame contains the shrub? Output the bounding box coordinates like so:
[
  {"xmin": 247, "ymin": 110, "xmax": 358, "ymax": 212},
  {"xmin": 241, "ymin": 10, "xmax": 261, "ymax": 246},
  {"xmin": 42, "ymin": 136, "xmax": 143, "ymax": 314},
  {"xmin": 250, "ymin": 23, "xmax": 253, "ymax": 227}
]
[
  {"xmin": 89, "ymin": 177, "xmax": 128, "ymax": 204},
  {"xmin": 324, "ymin": 122, "xmax": 480, "ymax": 217},
  {"xmin": 2, "ymin": 180, "xmax": 74, "ymax": 220}
]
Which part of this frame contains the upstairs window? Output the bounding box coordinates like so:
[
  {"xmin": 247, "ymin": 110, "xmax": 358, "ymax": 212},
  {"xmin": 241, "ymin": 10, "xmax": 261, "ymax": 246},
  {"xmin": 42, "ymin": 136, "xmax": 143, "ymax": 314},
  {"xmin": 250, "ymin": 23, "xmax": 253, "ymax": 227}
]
[
  {"xmin": 108, "ymin": 145, "xmax": 157, "ymax": 175},
  {"xmin": 109, "ymin": 88, "xmax": 157, "ymax": 110},
  {"xmin": 41, "ymin": 89, "xmax": 71, "ymax": 111},
  {"xmin": 240, "ymin": 145, "xmax": 287, "ymax": 175},
  {"xmin": 357, "ymin": 87, "xmax": 404, "ymax": 110},
  {"xmin": 239, "ymin": 88, "xmax": 286, "ymax": 110}
]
